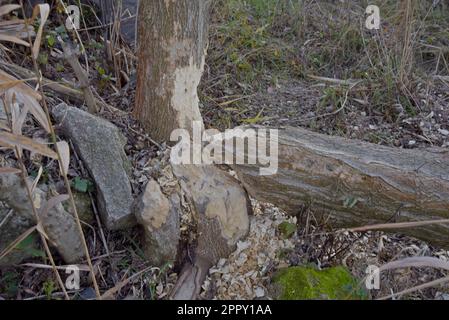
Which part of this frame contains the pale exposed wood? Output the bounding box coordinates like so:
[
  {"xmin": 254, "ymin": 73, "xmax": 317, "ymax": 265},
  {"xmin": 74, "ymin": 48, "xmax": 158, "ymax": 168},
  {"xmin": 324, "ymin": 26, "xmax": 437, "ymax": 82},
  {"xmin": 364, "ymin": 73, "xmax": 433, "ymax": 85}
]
[
  {"xmin": 230, "ymin": 126, "xmax": 449, "ymax": 246},
  {"xmin": 134, "ymin": 0, "xmax": 210, "ymax": 142},
  {"xmin": 170, "ymin": 257, "xmax": 210, "ymax": 300}
]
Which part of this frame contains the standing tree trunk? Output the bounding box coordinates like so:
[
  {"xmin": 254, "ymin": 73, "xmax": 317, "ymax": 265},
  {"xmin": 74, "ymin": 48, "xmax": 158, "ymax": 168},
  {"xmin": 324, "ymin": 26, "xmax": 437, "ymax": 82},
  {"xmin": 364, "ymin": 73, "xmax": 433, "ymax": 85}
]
[{"xmin": 134, "ymin": 0, "xmax": 210, "ymax": 143}]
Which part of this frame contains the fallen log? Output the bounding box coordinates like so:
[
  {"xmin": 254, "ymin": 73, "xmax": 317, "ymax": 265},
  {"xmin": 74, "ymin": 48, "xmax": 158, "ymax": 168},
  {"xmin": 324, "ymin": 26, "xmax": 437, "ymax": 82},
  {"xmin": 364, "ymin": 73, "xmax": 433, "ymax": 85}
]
[{"xmin": 226, "ymin": 126, "xmax": 449, "ymax": 246}]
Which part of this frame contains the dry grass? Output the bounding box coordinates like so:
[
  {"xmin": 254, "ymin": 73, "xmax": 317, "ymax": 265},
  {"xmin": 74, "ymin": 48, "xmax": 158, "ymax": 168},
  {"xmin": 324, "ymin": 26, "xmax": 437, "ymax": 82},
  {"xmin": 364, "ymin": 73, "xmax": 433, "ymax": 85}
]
[
  {"xmin": 202, "ymin": 0, "xmax": 449, "ymax": 143},
  {"xmin": 1, "ymin": 0, "xmax": 449, "ymax": 300}
]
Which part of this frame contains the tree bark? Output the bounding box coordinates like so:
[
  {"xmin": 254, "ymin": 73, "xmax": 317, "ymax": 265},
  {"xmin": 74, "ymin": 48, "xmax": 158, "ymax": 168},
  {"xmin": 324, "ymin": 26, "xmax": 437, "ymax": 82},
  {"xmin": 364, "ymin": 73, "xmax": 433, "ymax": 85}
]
[
  {"xmin": 226, "ymin": 126, "xmax": 449, "ymax": 247},
  {"xmin": 134, "ymin": 0, "xmax": 210, "ymax": 143}
]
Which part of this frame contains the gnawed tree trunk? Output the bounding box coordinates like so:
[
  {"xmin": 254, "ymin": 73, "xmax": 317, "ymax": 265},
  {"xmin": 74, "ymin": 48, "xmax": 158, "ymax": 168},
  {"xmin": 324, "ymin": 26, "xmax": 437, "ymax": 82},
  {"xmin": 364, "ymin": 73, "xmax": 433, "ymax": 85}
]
[
  {"xmin": 225, "ymin": 126, "xmax": 449, "ymax": 247},
  {"xmin": 134, "ymin": 0, "xmax": 210, "ymax": 143}
]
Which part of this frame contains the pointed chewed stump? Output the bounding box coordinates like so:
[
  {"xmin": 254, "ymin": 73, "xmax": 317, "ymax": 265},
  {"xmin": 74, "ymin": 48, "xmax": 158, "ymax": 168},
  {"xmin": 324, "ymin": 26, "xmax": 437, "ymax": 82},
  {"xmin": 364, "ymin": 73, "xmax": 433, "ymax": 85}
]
[{"xmin": 169, "ymin": 164, "xmax": 251, "ymax": 300}]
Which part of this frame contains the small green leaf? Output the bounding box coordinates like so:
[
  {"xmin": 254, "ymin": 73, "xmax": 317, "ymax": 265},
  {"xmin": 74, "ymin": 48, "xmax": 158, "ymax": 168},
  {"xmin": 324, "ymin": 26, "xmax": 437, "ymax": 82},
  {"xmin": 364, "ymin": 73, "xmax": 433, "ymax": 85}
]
[
  {"xmin": 96, "ymin": 66, "xmax": 106, "ymax": 77},
  {"xmin": 72, "ymin": 177, "xmax": 94, "ymax": 193},
  {"xmin": 278, "ymin": 221, "xmax": 297, "ymax": 239},
  {"xmin": 15, "ymin": 233, "xmax": 45, "ymax": 258},
  {"xmin": 46, "ymin": 34, "xmax": 56, "ymax": 47},
  {"xmin": 56, "ymin": 63, "xmax": 65, "ymax": 72},
  {"xmin": 1, "ymin": 271, "xmax": 19, "ymax": 297},
  {"xmin": 54, "ymin": 25, "xmax": 66, "ymax": 34},
  {"xmin": 42, "ymin": 280, "xmax": 56, "ymax": 300}
]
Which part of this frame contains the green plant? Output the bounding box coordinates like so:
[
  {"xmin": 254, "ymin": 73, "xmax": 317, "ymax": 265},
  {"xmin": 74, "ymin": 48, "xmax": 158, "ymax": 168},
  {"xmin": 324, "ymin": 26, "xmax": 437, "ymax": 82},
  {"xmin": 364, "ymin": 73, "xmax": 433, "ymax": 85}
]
[
  {"xmin": 0, "ymin": 271, "xmax": 20, "ymax": 297},
  {"xmin": 96, "ymin": 64, "xmax": 113, "ymax": 89},
  {"xmin": 37, "ymin": 52, "xmax": 48, "ymax": 65},
  {"xmin": 273, "ymin": 266, "xmax": 368, "ymax": 300},
  {"xmin": 42, "ymin": 279, "xmax": 56, "ymax": 300},
  {"xmin": 278, "ymin": 222, "xmax": 296, "ymax": 239},
  {"xmin": 14, "ymin": 233, "xmax": 45, "ymax": 258},
  {"xmin": 46, "ymin": 34, "xmax": 56, "ymax": 47},
  {"xmin": 56, "ymin": 63, "xmax": 65, "ymax": 72},
  {"xmin": 72, "ymin": 177, "xmax": 94, "ymax": 193}
]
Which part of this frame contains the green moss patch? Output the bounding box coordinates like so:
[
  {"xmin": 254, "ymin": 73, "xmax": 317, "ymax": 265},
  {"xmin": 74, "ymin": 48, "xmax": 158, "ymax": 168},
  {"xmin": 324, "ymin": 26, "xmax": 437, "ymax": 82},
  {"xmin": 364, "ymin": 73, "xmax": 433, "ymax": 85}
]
[{"xmin": 272, "ymin": 266, "xmax": 368, "ymax": 300}]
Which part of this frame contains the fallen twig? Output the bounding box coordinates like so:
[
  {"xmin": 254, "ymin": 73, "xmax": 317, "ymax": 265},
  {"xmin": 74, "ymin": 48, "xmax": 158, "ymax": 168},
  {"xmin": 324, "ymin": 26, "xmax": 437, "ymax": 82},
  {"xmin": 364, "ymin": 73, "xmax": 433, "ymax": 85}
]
[{"xmin": 59, "ymin": 38, "xmax": 98, "ymax": 114}]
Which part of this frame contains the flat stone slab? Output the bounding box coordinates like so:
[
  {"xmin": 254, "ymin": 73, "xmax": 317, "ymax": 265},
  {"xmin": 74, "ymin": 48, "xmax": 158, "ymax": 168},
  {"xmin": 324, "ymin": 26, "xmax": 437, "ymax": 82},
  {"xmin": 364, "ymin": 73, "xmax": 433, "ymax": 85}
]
[{"xmin": 52, "ymin": 103, "xmax": 135, "ymax": 230}]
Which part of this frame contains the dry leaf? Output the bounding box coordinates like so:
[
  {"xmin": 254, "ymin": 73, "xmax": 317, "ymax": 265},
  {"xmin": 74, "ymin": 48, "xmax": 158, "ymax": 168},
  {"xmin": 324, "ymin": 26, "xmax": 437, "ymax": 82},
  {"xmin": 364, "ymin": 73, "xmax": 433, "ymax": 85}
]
[
  {"xmin": 16, "ymin": 91, "xmax": 50, "ymax": 133},
  {"xmin": 0, "ymin": 70, "xmax": 42, "ymax": 100},
  {"xmin": 10, "ymin": 96, "xmax": 30, "ymax": 135},
  {"xmin": 0, "ymin": 70, "xmax": 50, "ymax": 133},
  {"xmin": 0, "ymin": 5, "xmax": 34, "ymax": 46},
  {"xmin": 0, "ymin": 33, "xmax": 29, "ymax": 46},
  {"xmin": 0, "ymin": 131, "xmax": 57, "ymax": 159},
  {"xmin": 36, "ymin": 222, "xmax": 49, "ymax": 240},
  {"xmin": 0, "ymin": 76, "xmax": 37, "ymax": 91},
  {"xmin": 56, "ymin": 141, "xmax": 70, "ymax": 175},
  {"xmin": 31, "ymin": 4, "xmax": 50, "ymax": 60},
  {"xmin": 380, "ymin": 257, "xmax": 449, "ymax": 272},
  {"xmin": 0, "ymin": 4, "xmax": 21, "ymax": 17},
  {"xmin": 0, "ymin": 167, "xmax": 21, "ymax": 175},
  {"xmin": 0, "ymin": 120, "xmax": 9, "ymax": 131},
  {"xmin": 31, "ymin": 166, "xmax": 43, "ymax": 194}
]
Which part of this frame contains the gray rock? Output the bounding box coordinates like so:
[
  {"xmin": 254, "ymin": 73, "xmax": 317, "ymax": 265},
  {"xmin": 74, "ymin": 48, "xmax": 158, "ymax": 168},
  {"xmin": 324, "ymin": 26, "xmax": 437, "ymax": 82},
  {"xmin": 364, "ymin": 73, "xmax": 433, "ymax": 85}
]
[
  {"xmin": 66, "ymin": 192, "xmax": 95, "ymax": 225},
  {"xmin": 0, "ymin": 174, "xmax": 85, "ymax": 266},
  {"xmin": 134, "ymin": 179, "xmax": 180, "ymax": 267},
  {"xmin": 52, "ymin": 103, "xmax": 135, "ymax": 230},
  {"xmin": 0, "ymin": 100, "xmax": 6, "ymax": 120},
  {"xmin": 0, "ymin": 202, "xmax": 37, "ymax": 266}
]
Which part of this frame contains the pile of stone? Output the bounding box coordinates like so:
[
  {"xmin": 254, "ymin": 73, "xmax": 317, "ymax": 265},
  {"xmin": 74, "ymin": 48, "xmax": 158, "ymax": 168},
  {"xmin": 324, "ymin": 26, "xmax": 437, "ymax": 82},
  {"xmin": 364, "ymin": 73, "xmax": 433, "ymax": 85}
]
[{"xmin": 1, "ymin": 104, "xmax": 251, "ymax": 300}]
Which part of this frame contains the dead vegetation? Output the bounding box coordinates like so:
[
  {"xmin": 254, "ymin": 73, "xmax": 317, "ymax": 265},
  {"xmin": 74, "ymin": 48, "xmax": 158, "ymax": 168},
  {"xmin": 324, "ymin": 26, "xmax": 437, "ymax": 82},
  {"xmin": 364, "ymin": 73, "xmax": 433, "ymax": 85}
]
[
  {"xmin": 0, "ymin": 0, "xmax": 449, "ymax": 300},
  {"xmin": 202, "ymin": 0, "xmax": 449, "ymax": 150}
]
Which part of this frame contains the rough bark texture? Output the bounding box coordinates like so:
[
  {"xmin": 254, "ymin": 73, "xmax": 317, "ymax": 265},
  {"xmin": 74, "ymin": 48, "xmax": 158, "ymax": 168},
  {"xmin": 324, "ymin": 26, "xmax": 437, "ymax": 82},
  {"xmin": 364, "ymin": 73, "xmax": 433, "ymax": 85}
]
[
  {"xmin": 134, "ymin": 0, "xmax": 210, "ymax": 143},
  {"xmin": 230, "ymin": 126, "xmax": 449, "ymax": 247}
]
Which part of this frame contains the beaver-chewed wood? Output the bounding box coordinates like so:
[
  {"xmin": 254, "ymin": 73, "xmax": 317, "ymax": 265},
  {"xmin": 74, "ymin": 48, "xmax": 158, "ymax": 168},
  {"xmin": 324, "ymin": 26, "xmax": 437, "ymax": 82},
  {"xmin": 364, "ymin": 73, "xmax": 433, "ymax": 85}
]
[{"xmin": 227, "ymin": 126, "xmax": 449, "ymax": 246}]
